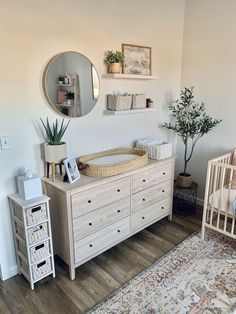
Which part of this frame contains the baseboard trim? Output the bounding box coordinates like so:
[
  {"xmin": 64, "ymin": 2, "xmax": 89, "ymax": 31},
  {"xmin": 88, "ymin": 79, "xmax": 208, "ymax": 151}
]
[
  {"xmin": 196, "ymin": 197, "xmax": 204, "ymax": 207},
  {"xmin": 1, "ymin": 264, "xmax": 18, "ymax": 281}
]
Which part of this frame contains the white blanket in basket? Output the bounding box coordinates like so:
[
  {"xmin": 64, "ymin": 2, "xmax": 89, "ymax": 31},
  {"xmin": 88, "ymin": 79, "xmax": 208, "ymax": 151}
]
[{"xmin": 209, "ymin": 187, "xmax": 236, "ymax": 215}]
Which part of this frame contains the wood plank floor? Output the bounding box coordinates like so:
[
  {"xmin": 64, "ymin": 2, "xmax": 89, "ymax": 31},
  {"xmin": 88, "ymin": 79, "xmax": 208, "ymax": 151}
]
[{"xmin": 0, "ymin": 210, "xmax": 202, "ymax": 314}]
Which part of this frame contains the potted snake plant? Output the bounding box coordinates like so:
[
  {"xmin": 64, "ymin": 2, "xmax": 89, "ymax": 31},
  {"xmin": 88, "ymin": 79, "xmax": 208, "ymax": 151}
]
[{"xmin": 41, "ymin": 118, "xmax": 70, "ymax": 163}]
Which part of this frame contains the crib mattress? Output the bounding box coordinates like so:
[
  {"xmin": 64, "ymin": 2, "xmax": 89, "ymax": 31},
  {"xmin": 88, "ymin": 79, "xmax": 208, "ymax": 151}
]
[{"xmin": 209, "ymin": 187, "xmax": 236, "ymax": 215}]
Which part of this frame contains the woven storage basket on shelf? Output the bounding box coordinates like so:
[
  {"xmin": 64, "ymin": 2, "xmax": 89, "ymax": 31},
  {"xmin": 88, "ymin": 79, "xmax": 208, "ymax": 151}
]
[
  {"xmin": 32, "ymin": 258, "xmax": 52, "ymax": 280},
  {"xmin": 79, "ymin": 147, "xmax": 148, "ymax": 177},
  {"xmin": 107, "ymin": 94, "xmax": 132, "ymax": 111},
  {"xmin": 30, "ymin": 240, "xmax": 50, "ymax": 263},
  {"xmin": 13, "ymin": 202, "xmax": 47, "ymax": 226},
  {"xmin": 27, "ymin": 222, "xmax": 49, "ymax": 245},
  {"xmin": 18, "ymin": 239, "xmax": 50, "ymax": 263},
  {"xmin": 26, "ymin": 204, "xmax": 47, "ymax": 226}
]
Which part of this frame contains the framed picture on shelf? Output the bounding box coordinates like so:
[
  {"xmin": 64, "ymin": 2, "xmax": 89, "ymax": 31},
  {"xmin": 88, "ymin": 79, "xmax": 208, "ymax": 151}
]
[
  {"xmin": 64, "ymin": 157, "xmax": 80, "ymax": 183},
  {"xmin": 122, "ymin": 43, "xmax": 152, "ymax": 75}
]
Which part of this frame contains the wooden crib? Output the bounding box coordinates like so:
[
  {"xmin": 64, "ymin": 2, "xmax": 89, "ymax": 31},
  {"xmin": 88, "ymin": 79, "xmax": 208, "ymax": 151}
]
[{"xmin": 201, "ymin": 152, "xmax": 236, "ymax": 240}]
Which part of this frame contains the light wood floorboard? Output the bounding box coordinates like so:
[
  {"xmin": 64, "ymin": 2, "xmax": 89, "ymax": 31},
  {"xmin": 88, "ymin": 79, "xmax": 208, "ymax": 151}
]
[{"xmin": 0, "ymin": 210, "xmax": 202, "ymax": 314}]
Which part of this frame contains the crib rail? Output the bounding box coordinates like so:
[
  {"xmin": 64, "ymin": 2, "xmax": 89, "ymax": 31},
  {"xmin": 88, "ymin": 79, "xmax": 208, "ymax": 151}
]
[{"xmin": 201, "ymin": 152, "xmax": 236, "ymax": 240}]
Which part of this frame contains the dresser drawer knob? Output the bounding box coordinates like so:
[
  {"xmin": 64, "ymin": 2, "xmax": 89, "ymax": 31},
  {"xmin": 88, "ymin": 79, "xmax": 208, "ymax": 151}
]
[
  {"xmin": 163, "ymin": 172, "xmax": 166, "ymax": 175},
  {"xmin": 117, "ymin": 209, "xmax": 121, "ymax": 213},
  {"xmin": 89, "ymin": 222, "xmax": 92, "ymax": 226},
  {"xmin": 88, "ymin": 200, "xmax": 92, "ymax": 203},
  {"xmin": 117, "ymin": 189, "xmax": 120, "ymax": 192},
  {"xmin": 117, "ymin": 229, "xmax": 121, "ymax": 233},
  {"xmin": 161, "ymin": 206, "xmax": 164, "ymax": 209},
  {"xmin": 162, "ymin": 190, "xmax": 165, "ymax": 193},
  {"xmin": 142, "ymin": 198, "xmax": 146, "ymax": 202},
  {"xmin": 89, "ymin": 244, "xmax": 93, "ymax": 248},
  {"xmin": 143, "ymin": 179, "xmax": 146, "ymax": 182},
  {"xmin": 142, "ymin": 216, "xmax": 145, "ymax": 220}
]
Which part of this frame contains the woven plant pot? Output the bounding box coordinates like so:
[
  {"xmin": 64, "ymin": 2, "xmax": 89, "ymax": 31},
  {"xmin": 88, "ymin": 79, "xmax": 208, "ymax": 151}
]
[
  {"xmin": 176, "ymin": 173, "xmax": 192, "ymax": 188},
  {"xmin": 108, "ymin": 63, "xmax": 122, "ymax": 74},
  {"xmin": 44, "ymin": 142, "xmax": 67, "ymax": 163}
]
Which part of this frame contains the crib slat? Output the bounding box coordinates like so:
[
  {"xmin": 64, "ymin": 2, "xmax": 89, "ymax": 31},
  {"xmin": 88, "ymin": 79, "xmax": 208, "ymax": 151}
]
[
  {"xmin": 210, "ymin": 165, "xmax": 218, "ymax": 226},
  {"xmin": 224, "ymin": 168, "xmax": 233, "ymax": 231},
  {"xmin": 231, "ymin": 217, "xmax": 235, "ymax": 235}
]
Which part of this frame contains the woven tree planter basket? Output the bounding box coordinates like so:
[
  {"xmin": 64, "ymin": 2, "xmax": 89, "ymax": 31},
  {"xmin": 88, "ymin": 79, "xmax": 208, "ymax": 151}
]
[
  {"xmin": 79, "ymin": 147, "xmax": 148, "ymax": 177},
  {"xmin": 176, "ymin": 173, "xmax": 192, "ymax": 188}
]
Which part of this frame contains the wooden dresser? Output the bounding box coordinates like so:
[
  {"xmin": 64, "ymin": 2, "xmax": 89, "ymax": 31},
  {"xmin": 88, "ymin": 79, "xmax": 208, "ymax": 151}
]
[{"xmin": 42, "ymin": 157, "xmax": 175, "ymax": 280}]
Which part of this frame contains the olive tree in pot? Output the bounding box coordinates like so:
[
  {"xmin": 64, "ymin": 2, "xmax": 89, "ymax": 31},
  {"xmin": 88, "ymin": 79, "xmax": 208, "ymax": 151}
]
[
  {"xmin": 41, "ymin": 118, "xmax": 70, "ymax": 163},
  {"xmin": 163, "ymin": 87, "xmax": 222, "ymax": 188}
]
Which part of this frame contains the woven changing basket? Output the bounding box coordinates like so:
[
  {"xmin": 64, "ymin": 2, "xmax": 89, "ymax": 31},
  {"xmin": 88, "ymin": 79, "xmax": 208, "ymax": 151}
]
[{"xmin": 79, "ymin": 147, "xmax": 148, "ymax": 177}]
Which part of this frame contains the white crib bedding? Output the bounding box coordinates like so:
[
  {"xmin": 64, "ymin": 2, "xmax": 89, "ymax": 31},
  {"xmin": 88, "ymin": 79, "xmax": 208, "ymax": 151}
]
[{"xmin": 209, "ymin": 187, "xmax": 236, "ymax": 215}]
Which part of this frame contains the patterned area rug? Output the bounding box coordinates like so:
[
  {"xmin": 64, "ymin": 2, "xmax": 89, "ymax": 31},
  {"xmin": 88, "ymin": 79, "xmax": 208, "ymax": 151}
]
[{"xmin": 88, "ymin": 231, "xmax": 236, "ymax": 314}]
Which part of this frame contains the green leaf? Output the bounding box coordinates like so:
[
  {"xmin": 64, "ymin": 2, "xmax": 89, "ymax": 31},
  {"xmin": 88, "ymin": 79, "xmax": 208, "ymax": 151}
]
[{"xmin": 40, "ymin": 117, "xmax": 71, "ymax": 145}]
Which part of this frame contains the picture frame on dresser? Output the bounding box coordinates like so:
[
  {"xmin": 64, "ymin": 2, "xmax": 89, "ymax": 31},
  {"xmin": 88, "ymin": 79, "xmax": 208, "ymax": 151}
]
[
  {"xmin": 64, "ymin": 157, "xmax": 80, "ymax": 183},
  {"xmin": 122, "ymin": 43, "xmax": 152, "ymax": 75}
]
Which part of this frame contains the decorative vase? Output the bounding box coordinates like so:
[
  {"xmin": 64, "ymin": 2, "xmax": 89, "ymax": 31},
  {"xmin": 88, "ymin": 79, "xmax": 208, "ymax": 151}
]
[
  {"xmin": 176, "ymin": 173, "xmax": 192, "ymax": 188},
  {"xmin": 44, "ymin": 142, "xmax": 67, "ymax": 163},
  {"xmin": 108, "ymin": 63, "xmax": 122, "ymax": 74}
]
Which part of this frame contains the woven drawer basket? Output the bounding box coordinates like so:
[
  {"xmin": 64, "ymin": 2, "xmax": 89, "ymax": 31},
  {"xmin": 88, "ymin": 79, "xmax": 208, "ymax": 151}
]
[
  {"xmin": 32, "ymin": 258, "xmax": 52, "ymax": 280},
  {"xmin": 20, "ymin": 257, "xmax": 52, "ymax": 281},
  {"xmin": 13, "ymin": 202, "xmax": 47, "ymax": 226},
  {"xmin": 28, "ymin": 222, "xmax": 49, "ymax": 245},
  {"xmin": 26, "ymin": 204, "xmax": 47, "ymax": 226},
  {"xmin": 18, "ymin": 239, "xmax": 50, "ymax": 263},
  {"xmin": 30, "ymin": 240, "xmax": 50, "ymax": 263}
]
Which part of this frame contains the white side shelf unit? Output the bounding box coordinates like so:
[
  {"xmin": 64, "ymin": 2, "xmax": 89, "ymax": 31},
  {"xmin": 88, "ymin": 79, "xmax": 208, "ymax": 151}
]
[
  {"xmin": 102, "ymin": 74, "xmax": 158, "ymax": 80},
  {"xmin": 8, "ymin": 193, "xmax": 55, "ymax": 290}
]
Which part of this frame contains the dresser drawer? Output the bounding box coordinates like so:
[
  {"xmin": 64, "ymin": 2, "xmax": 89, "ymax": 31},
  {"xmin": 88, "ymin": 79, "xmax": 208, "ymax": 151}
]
[
  {"xmin": 73, "ymin": 197, "xmax": 130, "ymax": 241},
  {"xmin": 74, "ymin": 216, "xmax": 130, "ymax": 263},
  {"xmin": 131, "ymin": 198, "xmax": 171, "ymax": 231},
  {"xmin": 132, "ymin": 180, "xmax": 172, "ymax": 214},
  {"xmin": 132, "ymin": 162, "xmax": 173, "ymax": 193},
  {"xmin": 71, "ymin": 177, "xmax": 130, "ymax": 218}
]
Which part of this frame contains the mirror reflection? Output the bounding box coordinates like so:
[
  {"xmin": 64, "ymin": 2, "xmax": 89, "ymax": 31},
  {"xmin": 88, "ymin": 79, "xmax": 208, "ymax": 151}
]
[{"xmin": 43, "ymin": 51, "xmax": 99, "ymax": 117}]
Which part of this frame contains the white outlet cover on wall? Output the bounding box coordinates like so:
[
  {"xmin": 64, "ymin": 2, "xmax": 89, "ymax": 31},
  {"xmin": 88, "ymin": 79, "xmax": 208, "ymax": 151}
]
[{"xmin": 0, "ymin": 134, "xmax": 11, "ymax": 150}]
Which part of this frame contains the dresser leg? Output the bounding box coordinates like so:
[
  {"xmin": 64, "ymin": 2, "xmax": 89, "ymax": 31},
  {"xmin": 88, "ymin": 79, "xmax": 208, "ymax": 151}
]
[
  {"xmin": 168, "ymin": 213, "xmax": 172, "ymax": 221},
  {"xmin": 69, "ymin": 267, "xmax": 75, "ymax": 280}
]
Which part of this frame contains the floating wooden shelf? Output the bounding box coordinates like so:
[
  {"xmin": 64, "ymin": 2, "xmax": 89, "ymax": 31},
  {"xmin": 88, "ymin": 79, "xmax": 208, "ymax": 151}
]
[
  {"xmin": 104, "ymin": 108, "xmax": 157, "ymax": 115},
  {"xmin": 102, "ymin": 74, "xmax": 158, "ymax": 80}
]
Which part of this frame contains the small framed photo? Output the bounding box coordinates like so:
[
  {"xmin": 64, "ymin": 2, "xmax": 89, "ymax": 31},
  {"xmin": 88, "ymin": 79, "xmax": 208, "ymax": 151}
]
[
  {"xmin": 64, "ymin": 157, "xmax": 80, "ymax": 183},
  {"xmin": 122, "ymin": 43, "xmax": 152, "ymax": 75}
]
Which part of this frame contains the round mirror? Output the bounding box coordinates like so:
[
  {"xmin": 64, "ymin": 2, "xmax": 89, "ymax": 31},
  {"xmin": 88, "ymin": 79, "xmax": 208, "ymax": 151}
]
[{"xmin": 43, "ymin": 51, "xmax": 100, "ymax": 117}]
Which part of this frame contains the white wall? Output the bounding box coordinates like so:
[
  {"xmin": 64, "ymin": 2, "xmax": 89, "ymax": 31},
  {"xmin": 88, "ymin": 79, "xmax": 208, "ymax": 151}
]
[
  {"xmin": 179, "ymin": 0, "xmax": 236, "ymax": 199},
  {"xmin": 0, "ymin": 0, "xmax": 185, "ymax": 279}
]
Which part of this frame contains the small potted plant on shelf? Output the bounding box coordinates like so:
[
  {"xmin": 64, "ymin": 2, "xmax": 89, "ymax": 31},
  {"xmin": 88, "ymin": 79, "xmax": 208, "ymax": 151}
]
[
  {"xmin": 104, "ymin": 50, "xmax": 124, "ymax": 74},
  {"xmin": 40, "ymin": 118, "xmax": 70, "ymax": 163},
  {"xmin": 163, "ymin": 87, "xmax": 222, "ymax": 188}
]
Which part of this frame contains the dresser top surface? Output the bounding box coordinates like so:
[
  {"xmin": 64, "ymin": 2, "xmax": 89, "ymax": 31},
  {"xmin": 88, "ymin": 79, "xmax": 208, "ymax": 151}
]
[{"xmin": 42, "ymin": 157, "xmax": 175, "ymax": 194}]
